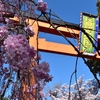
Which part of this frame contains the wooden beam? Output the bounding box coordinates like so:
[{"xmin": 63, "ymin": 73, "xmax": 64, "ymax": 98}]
[
  {"xmin": 38, "ymin": 38, "xmax": 100, "ymax": 60},
  {"xmin": 10, "ymin": 16, "xmax": 100, "ymax": 42},
  {"xmin": 22, "ymin": 19, "xmax": 38, "ymax": 100},
  {"xmin": 38, "ymin": 20, "xmax": 80, "ymax": 38},
  {"xmin": 37, "ymin": 20, "xmax": 100, "ymax": 43},
  {"xmin": 10, "ymin": 17, "xmax": 100, "ymax": 60}
]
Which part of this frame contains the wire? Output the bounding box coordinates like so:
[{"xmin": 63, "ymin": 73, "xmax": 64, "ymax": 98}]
[
  {"xmin": 74, "ymin": 57, "xmax": 82, "ymax": 100},
  {"xmin": 68, "ymin": 57, "xmax": 80, "ymax": 100}
]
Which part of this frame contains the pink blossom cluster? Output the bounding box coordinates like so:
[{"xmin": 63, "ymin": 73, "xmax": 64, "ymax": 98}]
[
  {"xmin": 0, "ymin": 1, "xmax": 4, "ymax": 12},
  {"xmin": 0, "ymin": 1, "xmax": 14, "ymax": 13},
  {"xmin": 0, "ymin": 0, "xmax": 52, "ymax": 99},
  {"xmin": 24, "ymin": 25, "xmax": 35, "ymax": 37},
  {"xmin": 3, "ymin": 34, "xmax": 36, "ymax": 72},
  {"xmin": 36, "ymin": 1, "xmax": 48, "ymax": 12},
  {"xmin": 0, "ymin": 26, "xmax": 8, "ymax": 40},
  {"xmin": 0, "ymin": 0, "xmax": 35, "ymax": 16},
  {"xmin": 49, "ymin": 76, "xmax": 100, "ymax": 100},
  {"xmin": 9, "ymin": 0, "xmax": 35, "ymax": 14},
  {"xmin": 23, "ymin": 62, "xmax": 53, "ymax": 99},
  {"xmin": 32, "ymin": 62, "xmax": 52, "ymax": 82},
  {"xmin": 0, "ymin": 1, "xmax": 14, "ymax": 22}
]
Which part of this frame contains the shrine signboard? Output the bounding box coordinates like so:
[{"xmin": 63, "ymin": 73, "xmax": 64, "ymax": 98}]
[{"xmin": 79, "ymin": 13, "xmax": 99, "ymax": 55}]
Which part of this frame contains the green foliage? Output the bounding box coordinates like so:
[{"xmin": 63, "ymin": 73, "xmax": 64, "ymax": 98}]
[
  {"xmin": 96, "ymin": 0, "xmax": 100, "ymax": 16},
  {"xmin": 87, "ymin": 59, "xmax": 100, "ymax": 75},
  {"xmin": 86, "ymin": 0, "xmax": 100, "ymax": 78},
  {"xmin": 85, "ymin": 0, "xmax": 100, "ymax": 79}
]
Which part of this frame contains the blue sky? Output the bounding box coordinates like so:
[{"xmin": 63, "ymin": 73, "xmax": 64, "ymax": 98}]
[{"xmin": 38, "ymin": 0, "xmax": 98, "ymax": 87}]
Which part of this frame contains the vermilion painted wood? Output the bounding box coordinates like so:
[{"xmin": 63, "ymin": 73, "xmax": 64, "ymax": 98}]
[{"xmin": 11, "ymin": 17, "xmax": 100, "ymax": 60}]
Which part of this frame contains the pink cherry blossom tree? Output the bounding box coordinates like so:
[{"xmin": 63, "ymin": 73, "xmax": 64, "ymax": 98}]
[
  {"xmin": 48, "ymin": 76, "xmax": 100, "ymax": 100},
  {"xmin": 0, "ymin": 0, "xmax": 99, "ymax": 100},
  {"xmin": 0, "ymin": 0, "xmax": 52, "ymax": 100}
]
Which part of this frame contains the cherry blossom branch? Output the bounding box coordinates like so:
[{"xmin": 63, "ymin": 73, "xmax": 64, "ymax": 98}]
[{"xmin": 42, "ymin": 12, "xmax": 100, "ymax": 87}]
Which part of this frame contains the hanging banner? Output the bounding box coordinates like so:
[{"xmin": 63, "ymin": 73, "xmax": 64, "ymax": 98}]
[{"xmin": 79, "ymin": 12, "xmax": 99, "ymax": 55}]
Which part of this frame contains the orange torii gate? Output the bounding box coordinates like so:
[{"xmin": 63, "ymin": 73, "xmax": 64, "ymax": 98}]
[
  {"xmin": 10, "ymin": 13, "xmax": 100, "ymax": 99},
  {"xmin": 11, "ymin": 13, "xmax": 100, "ymax": 60}
]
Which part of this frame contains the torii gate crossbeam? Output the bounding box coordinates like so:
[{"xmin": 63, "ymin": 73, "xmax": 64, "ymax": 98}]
[{"xmin": 11, "ymin": 13, "xmax": 100, "ymax": 60}]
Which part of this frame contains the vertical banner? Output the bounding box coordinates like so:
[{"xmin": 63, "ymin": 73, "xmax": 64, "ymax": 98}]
[{"xmin": 79, "ymin": 13, "xmax": 99, "ymax": 55}]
